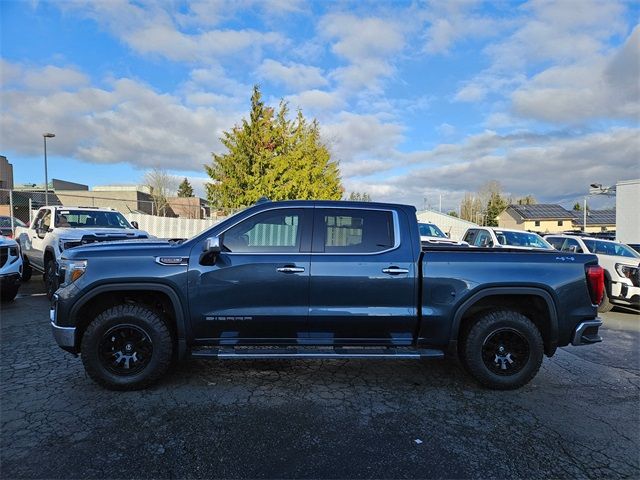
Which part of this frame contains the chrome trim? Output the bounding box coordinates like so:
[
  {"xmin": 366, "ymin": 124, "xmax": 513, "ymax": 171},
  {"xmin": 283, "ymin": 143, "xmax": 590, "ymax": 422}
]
[
  {"xmin": 155, "ymin": 256, "xmax": 189, "ymax": 266},
  {"xmin": 276, "ymin": 266, "xmax": 305, "ymax": 273},
  {"xmin": 51, "ymin": 321, "xmax": 76, "ymax": 348},
  {"xmin": 191, "ymin": 348, "xmax": 445, "ymax": 360},
  {"xmin": 571, "ymin": 319, "xmax": 603, "ymax": 346},
  {"xmin": 382, "ymin": 267, "xmax": 409, "ymax": 275},
  {"xmin": 216, "ymin": 205, "xmax": 402, "ymax": 256}
]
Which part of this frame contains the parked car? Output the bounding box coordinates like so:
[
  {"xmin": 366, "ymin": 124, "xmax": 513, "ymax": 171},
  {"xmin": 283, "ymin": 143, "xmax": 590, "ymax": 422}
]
[
  {"xmin": 0, "ymin": 216, "xmax": 27, "ymax": 238},
  {"xmin": 418, "ymin": 222, "xmax": 467, "ymax": 246},
  {"xmin": 0, "ymin": 235, "xmax": 23, "ymax": 301},
  {"xmin": 462, "ymin": 227, "xmax": 554, "ymax": 250},
  {"xmin": 628, "ymin": 244, "xmax": 640, "ymax": 254},
  {"xmin": 50, "ymin": 200, "xmax": 604, "ymax": 391},
  {"xmin": 545, "ymin": 234, "xmax": 639, "ymax": 312},
  {"xmin": 15, "ymin": 206, "xmax": 151, "ymax": 299}
]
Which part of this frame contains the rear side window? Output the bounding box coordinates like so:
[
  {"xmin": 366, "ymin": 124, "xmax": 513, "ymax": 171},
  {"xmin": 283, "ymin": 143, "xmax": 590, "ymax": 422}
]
[
  {"xmin": 463, "ymin": 229, "xmax": 477, "ymax": 244},
  {"xmin": 546, "ymin": 237, "xmax": 563, "ymax": 250},
  {"xmin": 316, "ymin": 209, "xmax": 394, "ymax": 253}
]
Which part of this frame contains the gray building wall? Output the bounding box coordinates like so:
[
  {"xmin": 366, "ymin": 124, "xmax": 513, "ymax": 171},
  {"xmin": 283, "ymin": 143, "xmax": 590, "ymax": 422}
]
[{"xmin": 616, "ymin": 179, "xmax": 640, "ymax": 244}]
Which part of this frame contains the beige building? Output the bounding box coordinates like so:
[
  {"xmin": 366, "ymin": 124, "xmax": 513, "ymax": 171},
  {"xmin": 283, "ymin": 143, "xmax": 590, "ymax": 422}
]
[
  {"xmin": 498, "ymin": 204, "xmax": 575, "ymax": 234},
  {"xmin": 0, "ymin": 155, "xmax": 14, "ymax": 190},
  {"xmin": 166, "ymin": 196, "xmax": 210, "ymax": 219},
  {"xmin": 55, "ymin": 187, "xmax": 155, "ymax": 215}
]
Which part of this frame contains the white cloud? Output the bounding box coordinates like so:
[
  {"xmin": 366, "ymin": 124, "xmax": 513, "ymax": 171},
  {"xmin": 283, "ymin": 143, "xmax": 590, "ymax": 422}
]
[
  {"xmin": 511, "ymin": 26, "xmax": 640, "ymax": 122},
  {"xmin": 257, "ymin": 59, "xmax": 328, "ymax": 91},
  {"xmin": 0, "ymin": 61, "xmax": 238, "ymax": 171},
  {"xmin": 319, "ymin": 13, "xmax": 405, "ymax": 91},
  {"xmin": 286, "ymin": 89, "xmax": 344, "ymax": 113}
]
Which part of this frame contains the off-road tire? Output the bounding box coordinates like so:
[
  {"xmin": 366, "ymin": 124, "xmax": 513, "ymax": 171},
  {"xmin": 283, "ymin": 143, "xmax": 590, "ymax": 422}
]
[
  {"xmin": 44, "ymin": 259, "xmax": 58, "ymax": 300},
  {"xmin": 81, "ymin": 304, "xmax": 173, "ymax": 391},
  {"xmin": 21, "ymin": 256, "xmax": 32, "ymax": 282},
  {"xmin": 598, "ymin": 284, "xmax": 614, "ymax": 313},
  {"xmin": 1, "ymin": 284, "xmax": 19, "ymax": 302},
  {"xmin": 462, "ymin": 310, "xmax": 544, "ymax": 390}
]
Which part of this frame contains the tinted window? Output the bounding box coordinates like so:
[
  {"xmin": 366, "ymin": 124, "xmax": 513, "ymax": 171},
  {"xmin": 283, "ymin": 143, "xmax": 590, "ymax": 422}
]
[
  {"xmin": 562, "ymin": 238, "xmax": 583, "ymax": 253},
  {"xmin": 41, "ymin": 211, "xmax": 52, "ymax": 230},
  {"xmin": 0, "ymin": 217, "xmax": 26, "ymax": 228},
  {"xmin": 223, "ymin": 209, "xmax": 304, "ymax": 253},
  {"xmin": 474, "ymin": 230, "xmax": 493, "ymax": 247},
  {"xmin": 319, "ymin": 209, "xmax": 394, "ymax": 253},
  {"xmin": 463, "ymin": 229, "xmax": 477, "ymax": 244},
  {"xmin": 546, "ymin": 237, "xmax": 564, "ymax": 249}
]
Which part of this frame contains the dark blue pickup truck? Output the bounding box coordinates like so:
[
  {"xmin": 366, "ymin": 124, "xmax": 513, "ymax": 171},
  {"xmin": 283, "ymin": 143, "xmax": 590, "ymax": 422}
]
[{"xmin": 50, "ymin": 200, "xmax": 605, "ymax": 391}]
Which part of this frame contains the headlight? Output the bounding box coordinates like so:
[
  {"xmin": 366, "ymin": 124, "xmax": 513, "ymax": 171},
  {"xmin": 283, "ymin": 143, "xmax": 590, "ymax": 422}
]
[
  {"xmin": 59, "ymin": 259, "xmax": 87, "ymax": 286},
  {"xmin": 615, "ymin": 263, "xmax": 639, "ymax": 287},
  {"xmin": 58, "ymin": 239, "xmax": 83, "ymax": 252}
]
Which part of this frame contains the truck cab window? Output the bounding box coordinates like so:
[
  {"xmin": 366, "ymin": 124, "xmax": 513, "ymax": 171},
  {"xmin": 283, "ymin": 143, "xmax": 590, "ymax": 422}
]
[
  {"xmin": 222, "ymin": 209, "xmax": 304, "ymax": 253},
  {"xmin": 319, "ymin": 209, "xmax": 394, "ymax": 253}
]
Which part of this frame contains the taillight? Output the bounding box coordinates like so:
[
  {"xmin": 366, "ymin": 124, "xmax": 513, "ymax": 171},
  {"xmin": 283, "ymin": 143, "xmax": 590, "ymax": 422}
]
[{"xmin": 586, "ymin": 265, "xmax": 605, "ymax": 306}]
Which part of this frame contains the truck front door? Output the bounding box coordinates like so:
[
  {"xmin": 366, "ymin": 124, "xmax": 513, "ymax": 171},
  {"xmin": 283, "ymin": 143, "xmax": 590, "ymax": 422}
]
[
  {"xmin": 189, "ymin": 207, "xmax": 312, "ymax": 343},
  {"xmin": 308, "ymin": 207, "xmax": 417, "ymax": 345},
  {"xmin": 29, "ymin": 209, "xmax": 51, "ymax": 270}
]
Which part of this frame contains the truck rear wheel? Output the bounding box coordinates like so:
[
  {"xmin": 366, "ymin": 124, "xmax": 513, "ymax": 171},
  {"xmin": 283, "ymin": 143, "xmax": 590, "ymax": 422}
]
[
  {"xmin": 21, "ymin": 256, "xmax": 32, "ymax": 282},
  {"xmin": 80, "ymin": 304, "xmax": 173, "ymax": 391},
  {"xmin": 462, "ymin": 310, "xmax": 544, "ymax": 390}
]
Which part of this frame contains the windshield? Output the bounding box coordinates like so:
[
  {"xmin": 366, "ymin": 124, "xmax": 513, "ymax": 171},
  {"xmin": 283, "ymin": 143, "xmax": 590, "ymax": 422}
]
[
  {"xmin": 495, "ymin": 230, "xmax": 552, "ymax": 249},
  {"xmin": 0, "ymin": 217, "xmax": 26, "ymax": 228},
  {"xmin": 583, "ymin": 239, "xmax": 640, "ymax": 258},
  {"xmin": 418, "ymin": 223, "xmax": 446, "ymax": 238},
  {"xmin": 55, "ymin": 210, "xmax": 133, "ymax": 229}
]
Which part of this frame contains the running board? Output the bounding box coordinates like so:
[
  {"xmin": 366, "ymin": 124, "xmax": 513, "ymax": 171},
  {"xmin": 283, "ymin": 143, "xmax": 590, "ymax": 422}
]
[{"xmin": 190, "ymin": 347, "xmax": 444, "ymax": 360}]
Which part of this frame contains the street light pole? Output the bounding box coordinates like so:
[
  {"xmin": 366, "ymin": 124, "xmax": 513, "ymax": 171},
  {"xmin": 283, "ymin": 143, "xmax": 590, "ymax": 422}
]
[
  {"xmin": 583, "ymin": 196, "xmax": 587, "ymax": 232},
  {"xmin": 43, "ymin": 133, "xmax": 55, "ymax": 206}
]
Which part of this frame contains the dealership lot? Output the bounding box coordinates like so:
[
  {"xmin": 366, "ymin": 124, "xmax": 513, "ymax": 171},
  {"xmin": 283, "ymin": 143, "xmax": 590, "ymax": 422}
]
[{"xmin": 1, "ymin": 280, "xmax": 639, "ymax": 479}]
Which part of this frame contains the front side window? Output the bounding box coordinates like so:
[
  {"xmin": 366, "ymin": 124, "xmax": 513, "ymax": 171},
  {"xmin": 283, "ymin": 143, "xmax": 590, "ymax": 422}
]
[
  {"xmin": 474, "ymin": 230, "xmax": 493, "ymax": 247},
  {"xmin": 546, "ymin": 237, "xmax": 563, "ymax": 250},
  {"xmin": 319, "ymin": 209, "xmax": 394, "ymax": 253},
  {"xmin": 463, "ymin": 229, "xmax": 478, "ymax": 244},
  {"xmin": 223, "ymin": 209, "xmax": 304, "ymax": 253},
  {"xmin": 41, "ymin": 211, "xmax": 52, "ymax": 230},
  {"xmin": 562, "ymin": 238, "xmax": 583, "ymax": 253}
]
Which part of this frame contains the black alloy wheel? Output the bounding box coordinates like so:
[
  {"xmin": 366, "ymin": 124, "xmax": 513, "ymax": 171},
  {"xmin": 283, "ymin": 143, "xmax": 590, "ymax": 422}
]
[
  {"xmin": 99, "ymin": 324, "xmax": 154, "ymax": 376},
  {"xmin": 481, "ymin": 328, "xmax": 531, "ymax": 376}
]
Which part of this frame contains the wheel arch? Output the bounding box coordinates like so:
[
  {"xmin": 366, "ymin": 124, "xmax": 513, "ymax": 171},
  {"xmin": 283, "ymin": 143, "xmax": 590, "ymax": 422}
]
[
  {"xmin": 449, "ymin": 287, "xmax": 559, "ymax": 358},
  {"xmin": 70, "ymin": 283, "xmax": 188, "ymax": 359}
]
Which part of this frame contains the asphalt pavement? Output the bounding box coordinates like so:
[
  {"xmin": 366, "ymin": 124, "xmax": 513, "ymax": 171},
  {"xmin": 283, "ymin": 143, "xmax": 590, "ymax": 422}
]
[{"xmin": 1, "ymin": 279, "xmax": 639, "ymax": 479}]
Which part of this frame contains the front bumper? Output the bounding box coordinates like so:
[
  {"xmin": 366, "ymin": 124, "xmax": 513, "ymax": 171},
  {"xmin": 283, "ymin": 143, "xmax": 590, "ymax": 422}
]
[
  {"xmin": 50, "ymin": 294, "xmax": 76, "ymax": 350},
  {"xmin": 571, "ymin": 319, "xmax": 603, "ymax": 346},
  {"xmin": 0, "ymin": 272, "xmax": 21, "ymax": 287}
]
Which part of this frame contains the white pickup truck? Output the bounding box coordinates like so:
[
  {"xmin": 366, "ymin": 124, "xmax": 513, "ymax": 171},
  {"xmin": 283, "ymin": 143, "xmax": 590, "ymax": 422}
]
[
  {"xmin": 0, "ymin": 235, "xmax": 23, "ymax": 301},
  {"xmin": 15, "ymin": 206, "xmax": 151, "ymax": 298}
]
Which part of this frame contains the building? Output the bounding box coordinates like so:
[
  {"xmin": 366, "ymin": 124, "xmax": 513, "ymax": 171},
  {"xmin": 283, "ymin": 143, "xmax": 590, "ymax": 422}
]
[
  {"xmin": 498, "ymin": 204, "xmax": 575, "ymax": 233},
  {"xmin": 55, "ymin": 185, "xmax": 155, "ymax": 215},
  {"xmin": 0, "ymin": 155, "xmax": 14, "ymax": 190},
  {"xmin": 416, "ymin": 209, "xmax": 478, "ymax": 241},
  {"xmin": 616, "ymin": 179, "xmax": 639, "ymax": 244},
  {"xmin": 571, "ymin": 209, "xmax": 616, "ymax": 234},
  {"xmin": 166, "ymin": 196, "xmax": 210, "ymax": 219}
]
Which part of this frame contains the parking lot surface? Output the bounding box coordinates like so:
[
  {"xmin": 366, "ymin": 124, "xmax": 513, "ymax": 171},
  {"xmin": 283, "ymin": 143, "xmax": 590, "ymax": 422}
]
[{"xmin": 1, "ymin": 279, "xmax": 639, "ymax": 479}]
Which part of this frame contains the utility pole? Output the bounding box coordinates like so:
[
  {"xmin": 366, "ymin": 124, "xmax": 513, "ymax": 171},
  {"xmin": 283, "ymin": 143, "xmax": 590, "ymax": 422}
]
[
  {"xmin": 583, "ymin": 196, "xmax": 587, "ymax": 232},
  {"xmin": 43, "ymin": 133, "xmax": 55, "ymax": 206}
]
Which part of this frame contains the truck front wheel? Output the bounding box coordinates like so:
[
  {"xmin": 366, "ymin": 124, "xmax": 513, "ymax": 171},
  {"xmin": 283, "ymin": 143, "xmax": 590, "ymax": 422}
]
[
  {"xmin": 21, "ymin": 256, "xmax": 32, "ymax": 282},
  {"xmin": 80, "ymin": 304, "xmax": 173, "ymax": 391},
  {"xmin": 462, "ymin": 310, "xmax": 544, "ymax": 390},
  {"xmin": 44, "ymin": 259, "xmax": 58, "ymax": 300}
]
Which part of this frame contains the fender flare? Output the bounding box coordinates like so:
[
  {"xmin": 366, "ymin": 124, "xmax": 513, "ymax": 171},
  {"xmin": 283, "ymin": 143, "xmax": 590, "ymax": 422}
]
[
  {"xmin": 69, "ymin": 282, "xmax": 188, "ymax": 359},
  {"xmin": 448, "ymin": 286, "xmax": 559, "ymax": 356}
]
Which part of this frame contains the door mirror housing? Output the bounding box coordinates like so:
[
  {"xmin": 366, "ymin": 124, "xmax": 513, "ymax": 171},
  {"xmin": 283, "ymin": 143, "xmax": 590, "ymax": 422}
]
[
  {"xmin": 131, "ymin": 221, "xmax": 139, "ymax": 229},
  {"xmin": 200, "ymin": 236, "xmax": 221, "ymax": 265}
]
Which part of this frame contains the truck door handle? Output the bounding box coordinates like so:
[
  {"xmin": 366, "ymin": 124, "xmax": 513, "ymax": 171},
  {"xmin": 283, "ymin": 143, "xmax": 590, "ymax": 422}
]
[
  {"xmin": 382, "ymin": 267, "xmax": 409, "ymax": 275},
  {"xmin": 276, "ymin": 266, "xmax": 305, "ymax": 274}
]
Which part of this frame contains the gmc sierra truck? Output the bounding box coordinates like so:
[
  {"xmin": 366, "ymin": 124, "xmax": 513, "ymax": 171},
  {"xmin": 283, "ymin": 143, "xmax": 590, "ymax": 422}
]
[{"xmin": 50, "ymin": 200, "xmax": 605, "ymax": 391}]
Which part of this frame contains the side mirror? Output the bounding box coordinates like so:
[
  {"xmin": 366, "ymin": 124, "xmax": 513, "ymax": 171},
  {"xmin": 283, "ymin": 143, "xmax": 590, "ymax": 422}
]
[
  {"xmin": 131, "ymin": 221, "xmax": 139, "ymax": 229},
  {"xmin": 200, "ymin": 236, "xmax": 221, "ymax": 265}
]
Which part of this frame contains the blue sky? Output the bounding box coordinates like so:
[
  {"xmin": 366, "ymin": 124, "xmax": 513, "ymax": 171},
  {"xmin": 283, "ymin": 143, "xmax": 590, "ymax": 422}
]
[{"xmin": 1, "ymin": 0, "xmax": 638, "ymax": 211}]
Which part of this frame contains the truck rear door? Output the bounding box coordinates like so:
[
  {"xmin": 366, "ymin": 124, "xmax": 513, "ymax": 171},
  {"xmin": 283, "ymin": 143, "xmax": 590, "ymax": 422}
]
[{"xmin": 308, "ymin": 207, "xmax": 417, "ymax": 345}]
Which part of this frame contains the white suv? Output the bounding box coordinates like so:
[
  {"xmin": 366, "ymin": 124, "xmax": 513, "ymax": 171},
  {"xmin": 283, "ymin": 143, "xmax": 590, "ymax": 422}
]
[
  {"xmin": 15, "ymin": 206, "xmax": 151, "ymax": 299},
  {"xmin": 545, "ymin": 234, "xmax": 640, "ymax": 312}
]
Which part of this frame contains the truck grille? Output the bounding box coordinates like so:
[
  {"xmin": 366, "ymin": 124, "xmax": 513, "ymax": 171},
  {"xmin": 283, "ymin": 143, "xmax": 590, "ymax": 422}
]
[{"xmin": 0, "ymin": 247, "xmax": 7, "ymax": 268}]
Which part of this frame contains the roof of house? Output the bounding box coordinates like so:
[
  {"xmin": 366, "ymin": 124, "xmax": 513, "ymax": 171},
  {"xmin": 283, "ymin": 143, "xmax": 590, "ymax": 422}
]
[
  {"xmin": 507, "ymin": 204, "xmax": 575, "ymax": 220},
  {"xmin": 571, "ymin": 209, "xmax": 616, "ymax": 226}
]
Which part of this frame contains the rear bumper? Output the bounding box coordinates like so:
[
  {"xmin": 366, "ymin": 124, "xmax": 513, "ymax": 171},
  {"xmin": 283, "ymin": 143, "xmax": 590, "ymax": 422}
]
[{"xmin": 571, "ymin": 319, "xmax": 603, "ymax": 346}]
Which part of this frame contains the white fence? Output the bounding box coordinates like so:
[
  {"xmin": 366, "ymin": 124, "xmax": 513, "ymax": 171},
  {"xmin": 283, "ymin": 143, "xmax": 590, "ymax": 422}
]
[{"xmin": 125, "ymin": 213, "xmax": 225, "ymax": 239}]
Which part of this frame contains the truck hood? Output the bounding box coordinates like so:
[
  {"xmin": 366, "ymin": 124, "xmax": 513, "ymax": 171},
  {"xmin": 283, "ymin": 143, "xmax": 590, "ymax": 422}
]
[
  {"xmin": 55, "ymin": 227, "xmax": 151, "ymax": 239},
  {"xmin": 62, "ymin": 238, "xmax": 179, "ymax": 259}
]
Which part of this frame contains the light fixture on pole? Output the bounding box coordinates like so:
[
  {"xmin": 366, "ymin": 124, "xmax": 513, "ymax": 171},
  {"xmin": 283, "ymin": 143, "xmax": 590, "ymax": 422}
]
[{"xmin": 43, "ymin": 133, "xmax": 55, "ymax": 206}]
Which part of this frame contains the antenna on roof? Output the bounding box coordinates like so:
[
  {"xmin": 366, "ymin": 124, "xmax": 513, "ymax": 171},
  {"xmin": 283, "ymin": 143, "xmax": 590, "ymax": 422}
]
[{"xmin": 255, "ymin": 197, "xmax": 270, "ymax": 205}]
